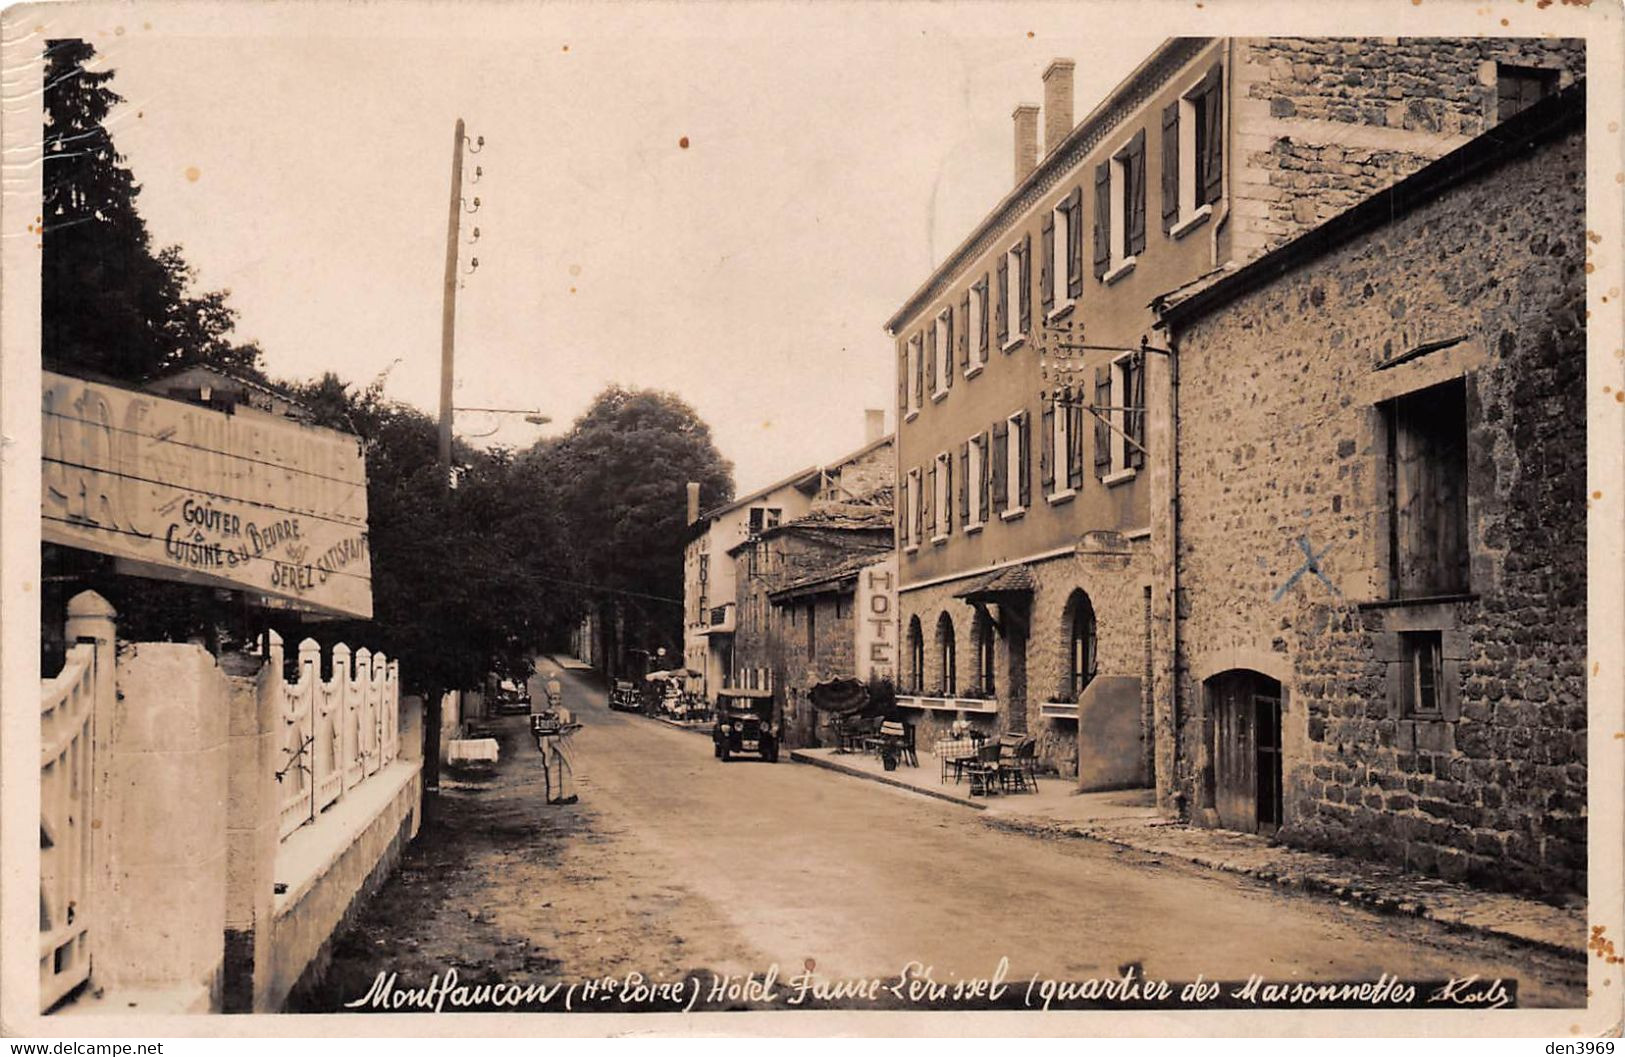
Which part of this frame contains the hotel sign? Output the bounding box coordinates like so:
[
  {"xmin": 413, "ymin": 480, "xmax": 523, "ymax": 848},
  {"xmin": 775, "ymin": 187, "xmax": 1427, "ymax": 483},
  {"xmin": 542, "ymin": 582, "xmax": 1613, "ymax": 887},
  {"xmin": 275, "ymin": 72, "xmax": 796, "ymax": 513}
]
[
  {"xmin": 42, "ymin": 371, "xmax": 373, "ymax": 618},
  {"xmin": 854, "ymin": 555, "xmax": 897, "ymax": 684}
]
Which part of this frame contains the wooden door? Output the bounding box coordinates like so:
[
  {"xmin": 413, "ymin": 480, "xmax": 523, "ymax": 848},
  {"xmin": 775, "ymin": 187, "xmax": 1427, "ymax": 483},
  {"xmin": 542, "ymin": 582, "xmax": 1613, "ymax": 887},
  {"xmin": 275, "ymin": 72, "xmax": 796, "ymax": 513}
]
[
  {"xmin": 1211, "ymin": 672, "xmax": 1284, "ymax": 834},
  {"xmin": 1254, "ymin": 689, "xmax": 1283, "ymax": 835}
]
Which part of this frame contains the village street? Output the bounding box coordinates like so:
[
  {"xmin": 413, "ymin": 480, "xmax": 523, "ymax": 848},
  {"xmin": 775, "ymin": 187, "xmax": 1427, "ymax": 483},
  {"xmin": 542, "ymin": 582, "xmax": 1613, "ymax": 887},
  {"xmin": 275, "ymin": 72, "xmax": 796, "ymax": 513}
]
[{"xmin": 291, "ymin": 659, "xmax": 1586, "ymax": 1013}]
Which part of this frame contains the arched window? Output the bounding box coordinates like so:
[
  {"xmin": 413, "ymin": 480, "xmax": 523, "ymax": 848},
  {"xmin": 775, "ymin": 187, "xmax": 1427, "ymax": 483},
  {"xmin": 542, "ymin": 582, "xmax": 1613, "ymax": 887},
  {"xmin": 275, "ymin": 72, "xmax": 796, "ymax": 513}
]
[
  {"xmin": 935, "ymin": 612, "xmax": 957, "ymax": 696},
  {"xmin": 906, "ymin": 616, "xmax": 925, "ymax": 694},
  {"xmin": 1066, "ymin": 590, "xmax": 1098, "ymax": 699},
  {"xmin": 972, "ymin": 609, "xmax": 996, "ymax": 697}
]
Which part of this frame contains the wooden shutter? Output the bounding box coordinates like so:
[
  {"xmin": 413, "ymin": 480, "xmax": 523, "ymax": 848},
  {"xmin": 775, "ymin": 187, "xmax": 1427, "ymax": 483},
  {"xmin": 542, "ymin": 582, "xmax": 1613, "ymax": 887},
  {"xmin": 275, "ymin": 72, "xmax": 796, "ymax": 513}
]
[
  {"xmin": 1202, "ymin": 63, "xmax": 1224, "ymax": 208},
  {"xmin": 958, "ymin": 294, "xmax": 970, "ymax": 371},
  {"xmin": 1162, "ymin": 100, "xmax": 1180, "ymax": 234},
  {"xmin": 944, "ymin": 314, "xmax": 954, "ymax": 389},
  {"xmin": 1040, "ymin": 392, "xmax": 1055, "ymax": 491},
  {"xmin": 1019, "ymin": 233, "xmax": 1032, "ymax": 336},
  {"xmin": 995, "ymin": 257, "xmax": 1009, "ymax": 347},
  {"xmin": 1066, "ymin": 187, "xmax": 1084, "ymax": 299},
  {"xmin": 1018, "ymin": 411, "xmax": 1032, "ymax": 508},
  {"xmin": 977, "ymin": 280, "xmax": 990, "ymax": 353},
  {"xmin": 992, "ymin": 420, "xmax": 1008, "ymax": 511},
  {"xmin": 958, "ymin": 441, "xmax": 970, "ymax": 523},
  {"xmin": 942, "ymin": 455, "xmax": 953, "ymax": 533},
  {"xmin": 1093, "ymin": 162, "xmax": 1111, "ymax": 279},
  {"xmin": 1128, "ymin": 128, "xmax": 1147, "ymax": 257},
  {"xmin": 926, "ymin": 327, "xmax": 938, "ymax": 395},
  {"xmin": 898, "ymin": 350, "xmax": 907, "ymax": 412},
  {"xmin": 1094, "ymin": 366, "xmax": 1112, "ymax": 472},
  {"xmin": 1066, "ymin": 391, "xmax": 1086, "ymax": 489},
  {"xmin": 1128, "ymin": 355, "xmax": 1147, "ymax": 469},
  {"xmin": 897, "ymin": 475, "xmax": 908, "ymax": 544},
  {"xmin": 913, "ymin": 339, "xmax": 924, "ymax": 408},
  {"xmin": 914, "ymin": 472, "xmax": 924, "ymax": 545},
  {"xmin": 1040, "ymin": 211, "xmax": 1055, "ymax": 315},
  {"xmin": 926, "ymin": 463, "xmax": 937, "ymax": 537},
  {"xmin": 978, "ymin": 433, "xmax": 991, "ymax": 518}
]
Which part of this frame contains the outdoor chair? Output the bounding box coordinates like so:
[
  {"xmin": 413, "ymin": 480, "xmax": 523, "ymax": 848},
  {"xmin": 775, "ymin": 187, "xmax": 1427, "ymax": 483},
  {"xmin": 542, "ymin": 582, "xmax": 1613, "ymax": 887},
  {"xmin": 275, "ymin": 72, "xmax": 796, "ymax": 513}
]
[
  {"xmin": 898, "ymin": 722, "xmax": 919, "ymax": 767},
  {"xmin": 964, "ymin": 741, "xmax": 1002, "ymax": 797},
  {"xmin": 998, "ymin": 737, "xmax": 1039, "ymax": 793}
]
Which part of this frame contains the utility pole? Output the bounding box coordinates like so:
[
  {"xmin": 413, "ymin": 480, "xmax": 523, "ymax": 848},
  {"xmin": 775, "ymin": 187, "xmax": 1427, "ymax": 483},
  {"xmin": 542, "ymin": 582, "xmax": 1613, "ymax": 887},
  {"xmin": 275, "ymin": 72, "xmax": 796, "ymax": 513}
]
[{"xmin": 438, "ymin": 117, "xmax": 467, "ymax": 479}]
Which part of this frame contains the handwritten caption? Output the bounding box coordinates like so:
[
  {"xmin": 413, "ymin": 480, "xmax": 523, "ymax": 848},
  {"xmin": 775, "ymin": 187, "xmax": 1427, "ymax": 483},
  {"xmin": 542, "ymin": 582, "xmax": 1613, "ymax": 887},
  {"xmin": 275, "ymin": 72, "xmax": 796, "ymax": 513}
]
[{"xmin": 344, "ymin": 959, "xmax": 1515, "ymax": 1013}]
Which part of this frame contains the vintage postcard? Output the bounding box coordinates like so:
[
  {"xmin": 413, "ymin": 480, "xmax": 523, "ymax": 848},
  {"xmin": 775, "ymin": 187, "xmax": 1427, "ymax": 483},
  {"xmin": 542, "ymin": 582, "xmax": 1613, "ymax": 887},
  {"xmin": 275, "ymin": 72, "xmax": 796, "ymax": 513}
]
[{"xmin": 2, "ymin": 0, "xmax": 1622, "ymax": 1040}]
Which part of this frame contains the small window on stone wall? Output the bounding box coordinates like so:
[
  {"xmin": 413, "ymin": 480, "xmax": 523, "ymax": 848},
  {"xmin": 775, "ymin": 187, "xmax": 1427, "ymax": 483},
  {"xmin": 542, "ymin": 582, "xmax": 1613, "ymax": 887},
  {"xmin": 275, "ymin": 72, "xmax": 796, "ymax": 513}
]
[
  {"xmin": 1400, "ymin": 630, "xmax": 1444, "ymax": 718},
  {"xmin": 1496, "ymin": 64, "xmax": 1559, "ymax": 122},
  {"xmin": 1385, "ymin": 378, "xmax": 1470, "ymax": 599}
]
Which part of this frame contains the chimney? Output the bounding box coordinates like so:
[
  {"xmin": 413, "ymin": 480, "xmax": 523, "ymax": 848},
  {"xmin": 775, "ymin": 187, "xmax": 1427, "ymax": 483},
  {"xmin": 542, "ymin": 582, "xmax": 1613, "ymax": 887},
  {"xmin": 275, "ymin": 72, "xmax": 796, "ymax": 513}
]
[
  {"xmin": 686, "ymin": 481, "xmax": 701, "ymax": 525},
  {"xmin": 1043, "ymin": 59, "xmax": 1075, "ymax": 155},
  {"xmin": 1012, "ymin": 104, "xmax": 1039, "ymax": 186},
  {"xmin": 864, "ymin": 408, "xmax": 885, "ymax": 445}
]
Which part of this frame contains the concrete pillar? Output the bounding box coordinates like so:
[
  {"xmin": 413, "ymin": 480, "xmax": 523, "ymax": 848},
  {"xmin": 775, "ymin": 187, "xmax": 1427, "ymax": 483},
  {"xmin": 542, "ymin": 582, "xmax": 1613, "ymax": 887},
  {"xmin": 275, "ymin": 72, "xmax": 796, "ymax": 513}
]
[
  {"xmin": 96, "ymin": 639, "xmax": 229, "ymax": 1010},
  {"xmin": 222, "ymin": 634, "xmax": 283, "ymax": 1012}
]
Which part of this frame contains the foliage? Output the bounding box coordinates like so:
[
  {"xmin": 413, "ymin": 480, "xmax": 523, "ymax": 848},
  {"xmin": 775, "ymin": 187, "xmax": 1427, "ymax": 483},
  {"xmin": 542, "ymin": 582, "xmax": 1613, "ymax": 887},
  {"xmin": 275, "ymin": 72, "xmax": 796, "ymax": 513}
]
[
  {"xmin": 43, "ymin": 39, "xmax": 261, "ymax": 382},
  {"xmin": 527, "ymin": 386, "xmax": 734, "ymax": 661}
]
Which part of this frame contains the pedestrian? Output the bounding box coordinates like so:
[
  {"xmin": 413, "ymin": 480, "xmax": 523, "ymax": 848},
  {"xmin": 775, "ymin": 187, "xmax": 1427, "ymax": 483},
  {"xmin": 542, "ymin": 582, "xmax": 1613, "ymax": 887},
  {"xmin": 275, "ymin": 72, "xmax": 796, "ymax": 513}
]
[
  {"xmin": 534, "ymin": 705, "xmax": 581, "ymax": 805},
  {"xmin": 545, "ymin": 672, "xmax": 564, "ymax": 711}
]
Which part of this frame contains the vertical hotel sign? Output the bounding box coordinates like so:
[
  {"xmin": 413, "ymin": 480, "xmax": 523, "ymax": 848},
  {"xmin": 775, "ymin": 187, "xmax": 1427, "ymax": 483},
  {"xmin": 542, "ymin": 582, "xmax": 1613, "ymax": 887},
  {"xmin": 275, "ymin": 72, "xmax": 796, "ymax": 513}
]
[
  {"xmin": 41, "ymin": 371, "xmax": 373, "ymax": 618},
  {"xmin": 854, "ymin": 555, "xmax": 897, "ymax": 683}
]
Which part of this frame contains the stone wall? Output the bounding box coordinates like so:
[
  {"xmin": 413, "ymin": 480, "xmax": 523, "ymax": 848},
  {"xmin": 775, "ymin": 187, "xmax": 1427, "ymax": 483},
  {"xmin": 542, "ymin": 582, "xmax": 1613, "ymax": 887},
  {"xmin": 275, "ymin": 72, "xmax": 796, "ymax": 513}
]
[
  {"xmin": 1165, "ymin": 117, "xmax": 1586, "ymax": 900},
  {"xmin": 1228, "ymin": 37, "xmax": 1585, "ymax": 259},
  {"xmin": 775, "ymin": 590, "xmax": 859, "ymax": 748}
]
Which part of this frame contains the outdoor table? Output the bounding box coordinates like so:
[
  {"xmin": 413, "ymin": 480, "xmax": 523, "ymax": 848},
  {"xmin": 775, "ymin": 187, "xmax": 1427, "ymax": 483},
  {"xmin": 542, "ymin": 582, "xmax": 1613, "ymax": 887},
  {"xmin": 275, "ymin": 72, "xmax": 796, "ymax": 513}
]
[{"xmin": 935, "ymin": 737, "xmax": 980, "ymax": 784}]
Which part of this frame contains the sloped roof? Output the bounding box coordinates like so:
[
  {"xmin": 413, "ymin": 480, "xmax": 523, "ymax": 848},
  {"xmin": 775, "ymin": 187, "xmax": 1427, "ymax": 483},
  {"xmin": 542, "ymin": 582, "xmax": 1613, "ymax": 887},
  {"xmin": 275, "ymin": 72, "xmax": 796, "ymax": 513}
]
[
  {"xmin": 769, "ymin": 549, "xmax": 891, "ymax": 602},
  {"xmin": 952, "ymin": 563, "xmax": 1036, "ymax": 600}
]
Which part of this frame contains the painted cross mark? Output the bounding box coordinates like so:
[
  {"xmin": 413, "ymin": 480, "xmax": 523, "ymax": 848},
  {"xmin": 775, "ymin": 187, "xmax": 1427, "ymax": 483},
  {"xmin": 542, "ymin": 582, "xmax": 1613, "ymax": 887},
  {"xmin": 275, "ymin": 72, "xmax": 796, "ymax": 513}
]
[{"xmin": 1271, "ymin": 535, "xmax": 1340, "ymax": 603}]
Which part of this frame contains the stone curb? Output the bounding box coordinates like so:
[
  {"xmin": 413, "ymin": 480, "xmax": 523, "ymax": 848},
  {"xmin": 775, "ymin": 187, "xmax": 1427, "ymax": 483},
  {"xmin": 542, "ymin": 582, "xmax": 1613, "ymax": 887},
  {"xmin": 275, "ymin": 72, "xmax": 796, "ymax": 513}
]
[
  {"xmin": 789, "ymin": 749, "xmax": 988, "ymax": 811},
  {"xmin": 791, "ymin": 749, "xmax": 1585, "ymax": 962}
]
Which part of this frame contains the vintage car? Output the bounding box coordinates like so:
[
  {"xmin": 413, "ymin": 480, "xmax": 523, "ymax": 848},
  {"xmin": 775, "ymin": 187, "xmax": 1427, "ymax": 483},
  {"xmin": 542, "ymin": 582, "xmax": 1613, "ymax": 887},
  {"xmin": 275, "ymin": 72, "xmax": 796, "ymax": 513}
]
[
  {"xmin": 711, "ymin": 688, "xmax": 779, "ymax": 763},
  {"xmin": 492, "ymin": 677, "xmax": 531, "ymax": 715},
  {"xmin": 607, "ymin": 679, "xmax": 642, "ymax": 712}
]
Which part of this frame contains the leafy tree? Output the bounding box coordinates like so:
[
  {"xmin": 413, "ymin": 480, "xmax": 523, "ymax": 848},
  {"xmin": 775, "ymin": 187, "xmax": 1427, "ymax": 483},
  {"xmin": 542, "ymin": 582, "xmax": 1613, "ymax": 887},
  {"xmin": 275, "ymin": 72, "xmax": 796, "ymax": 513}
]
[
  {"xmin": 43, "ymin": 39, "xmax": 261, "ymax": 382},
  {"xmin": 530, "ymin": 386, "xmax": 734, "ymax": 670}
]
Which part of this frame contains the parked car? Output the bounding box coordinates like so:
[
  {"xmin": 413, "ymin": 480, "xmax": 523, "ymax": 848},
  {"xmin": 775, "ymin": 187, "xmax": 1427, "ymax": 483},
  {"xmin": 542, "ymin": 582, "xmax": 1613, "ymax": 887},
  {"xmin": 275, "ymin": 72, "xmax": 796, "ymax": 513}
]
[
  {"xmin": 492, "ymin": 677, "xmax": 531, "ymax": 715},
  {"xmin": 712, "ymin": 688, "xmax": 779, "ymax": 763},
  {"xmin": 608, "ymin": 679, "xmax": 642, "ymax": 712}
]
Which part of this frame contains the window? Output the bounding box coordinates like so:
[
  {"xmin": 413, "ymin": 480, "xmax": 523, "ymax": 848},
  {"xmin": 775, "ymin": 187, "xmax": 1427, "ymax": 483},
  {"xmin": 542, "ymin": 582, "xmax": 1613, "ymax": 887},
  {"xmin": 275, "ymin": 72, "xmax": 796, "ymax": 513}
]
[
  {"xmin": 1386, "ymin": 378, "xmax": 1469, "ymax": 598},
  {"xmin": 1095, "ymin": 353, "xmax": 1146, "ymax": 481},
  {"xmin": 998, "ymin": 236, "xmax": 1031, "ymax": 349},
  {"xmin": 963, "ymin": 431, "xmax": 989, "ymax": 529},
  {"xmin": 1400, "ymin": 630, "xmax": 1443, "ymax": 717},
  {"xmin": 1095, "ymin": 129, "xmax": 1147, "ymax": 283},
  {"xmin": 905, "ymin": 333, "xmax": 923, "ymax": 418},
  {"xmin": 932, "ymin": 451, "xmax": 952, "ymax": 542},
  {"xmin": 835, "ymin": 595, "xmax": 848, "ymax": 620},
  {"xmin": 1044, "ymin": 189, "xmax": 1083, "ymax": 318},
  {"xmin": 906, "ymin": 616, "xmax": 925, "ymax": 694},
  {"xmin": 1002, "ymin": 410, "xmax": 1030, "ymax": 517},
  {"xmin": 1496, "ymin": 64, "xmax": 1559, "ymax": 122},
  {"xmin": 965, "ymin": 278, "xmax": 990, "ymax": 375},
  {"xmin": 1163, "ymin": 64, "xmax": 1223, "ymax": 238},
  {"xmin": 1067, "ymin": 591, "xmax": 1098, "ymax": 699},
  {"xmin": 933, "ymin": 309, "xmax": 954, "ymax": 398},
  {"xmin": 935, "ymin": 612, "xmax": 957, "ymax": 696},
  {"xmin": 748, "ymin": 506, "xmax": 781, "ymax": 536},
  {"xmin": 973, "ymin": 610, "xmax": 996, "ymax": 697},
  {"xmin": 1043, "ymin": 389, "xmax": 1079, "ymax": 500},
  {"xmin": 806, "ymin": 603, "xmax": 817, "ymax": 660}
]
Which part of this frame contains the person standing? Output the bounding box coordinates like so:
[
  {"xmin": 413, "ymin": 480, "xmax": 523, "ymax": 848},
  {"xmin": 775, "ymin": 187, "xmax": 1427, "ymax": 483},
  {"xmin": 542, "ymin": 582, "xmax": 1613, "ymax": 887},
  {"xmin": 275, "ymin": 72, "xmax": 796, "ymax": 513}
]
[{"xmin": 533, "ymin": 669, "xmax": 580, "ymax": 804}]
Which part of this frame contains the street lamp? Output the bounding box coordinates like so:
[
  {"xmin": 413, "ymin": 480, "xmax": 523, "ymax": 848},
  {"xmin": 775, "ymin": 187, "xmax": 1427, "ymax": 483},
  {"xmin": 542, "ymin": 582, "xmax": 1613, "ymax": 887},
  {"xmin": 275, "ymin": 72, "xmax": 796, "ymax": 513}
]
[{"xmin": 450, "ymin": 407, "xmax": 552, "ymax": 441}]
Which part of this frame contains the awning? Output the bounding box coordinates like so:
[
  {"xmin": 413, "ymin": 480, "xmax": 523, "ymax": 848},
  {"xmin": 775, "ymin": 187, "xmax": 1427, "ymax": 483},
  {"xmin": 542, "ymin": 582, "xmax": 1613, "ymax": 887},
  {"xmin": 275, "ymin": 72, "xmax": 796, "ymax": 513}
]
[{"xmin": 953, "ymin": 563, "xmax": 1036, "ymax": 604}]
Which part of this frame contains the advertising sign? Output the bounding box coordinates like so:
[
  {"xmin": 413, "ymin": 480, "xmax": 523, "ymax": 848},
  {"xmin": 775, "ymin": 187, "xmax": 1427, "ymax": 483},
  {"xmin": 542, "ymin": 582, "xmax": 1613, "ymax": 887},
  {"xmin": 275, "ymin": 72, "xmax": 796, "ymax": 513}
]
[
  {"xmin": 42, "ymin": 371, "xmax": 373, "ymax": 618},
  {"xmin": 853, "ymin": 555, "xmax": 897, "ymax": 684}
]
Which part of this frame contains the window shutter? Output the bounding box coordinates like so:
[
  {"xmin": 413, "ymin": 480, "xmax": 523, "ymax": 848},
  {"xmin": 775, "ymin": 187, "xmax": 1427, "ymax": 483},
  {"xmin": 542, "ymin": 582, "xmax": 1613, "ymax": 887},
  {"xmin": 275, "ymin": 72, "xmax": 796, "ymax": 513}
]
[
  {"xmin": 1129, "ymin": 355, "xmax": 1147, "ymax": 469},
  {"xmin": 992, "ymin": 420, "xmax": 1008, "ymax": 511},
  {"xmin": 898, "ymin": 352, "xmax": 907, "ymax": 412},
  {"xmin": 1129, "ymin": 128, "xmax": 1147, "ymax": 257},
  {"xmin": 1040, "ymin": 211, "xmax": 1055, "ymax": 315},
  {"xmin": 943, "ymin": 455, "xmax": 953, "ymax": 533},
  {"xmin": 978, "ymin": 433, "xmax": 991, "ymax": 518},
  {"xmin": 1019, "ymin": 233, "xmax": 1032, "ymax": 335},
  {"xmin": 1066, "ymin": 390, "xmax": 1086, "ymax": 489},
  {"xmin": 914, "ymin": 339, "xmax": 924, "ymax": 407},
  {"xmin": 958, "ymin": 294, "xmax": 970, "ymax": 371},
  {"xmin": 914, "ymin": 473, "xmax": 924, "ymax": 545},
  {"xmin": 1018, "ymin": 411, "xmax": 1032, "ymax": 508},
  {"xmin": 897, "ymin": 475, "xmax": 908, "ymax": 544},
  {"xmin": 1202, "ymin": 63, "xmax": 1224, "ymax": 207},
  {"xmin": 995, "ymin": 258, "xmax": 1009, "ymax": 347},
  {"xmin": 977, "ymin": 280, "xmax": 990, "ymax": 353},
  {"xmin": 927, "ymin": 463, "xmax": 937, "ymax": 537},
  {"xmin": 944, "ymin": 314, "xmax": 954, "ymax": 389},
  {"xmin": 1162, "ymin": 100, "xmax": 1180, "ymax": 234},
  {"xmin": 1093, "ymin": 162, "xmax": 1111, "ymax": 279},
  {"xmin": 1040, "ymin": 392, "xmax": 1055, "ymax": 490},
  {"xmin": 1066, "ymin": 187, "xmax": 1084, "ymax": 299},
  {"xmin": 926, "ymin": 327, "xmax": 938, "ymax": 395},
  {"xmin": 1094, "ymin": 366, "xmax": 1113, "ymax": 472},
  {"xmin": 958, "ymin": 441, "xmax": 970, "ymax": 523}
]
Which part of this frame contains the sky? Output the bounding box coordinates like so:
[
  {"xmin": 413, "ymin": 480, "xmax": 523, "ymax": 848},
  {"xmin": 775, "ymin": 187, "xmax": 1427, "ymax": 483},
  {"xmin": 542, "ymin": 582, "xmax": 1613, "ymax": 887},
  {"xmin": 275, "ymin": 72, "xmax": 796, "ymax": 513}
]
[{"xmin": 52, "ymin": 2, "xmax": 1167, "ymax": 493}]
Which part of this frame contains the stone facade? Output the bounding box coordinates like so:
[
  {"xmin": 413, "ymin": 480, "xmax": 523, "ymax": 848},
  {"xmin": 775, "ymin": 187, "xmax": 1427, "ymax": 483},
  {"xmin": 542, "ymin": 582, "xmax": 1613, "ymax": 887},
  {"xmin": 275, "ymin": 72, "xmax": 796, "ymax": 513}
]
[{"xmin": 1157, "ymin": 92, "xmax": 1586, "ymax": 900}]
